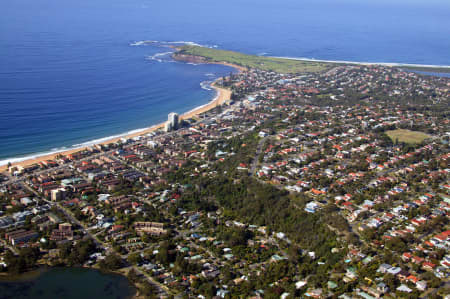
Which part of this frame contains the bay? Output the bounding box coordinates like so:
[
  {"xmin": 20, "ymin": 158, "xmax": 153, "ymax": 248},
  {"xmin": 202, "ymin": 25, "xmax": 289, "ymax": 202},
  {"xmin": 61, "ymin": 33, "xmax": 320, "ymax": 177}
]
[{"xmin": 1, "ymin": 0, "xmax": 449, "ymax": 162}]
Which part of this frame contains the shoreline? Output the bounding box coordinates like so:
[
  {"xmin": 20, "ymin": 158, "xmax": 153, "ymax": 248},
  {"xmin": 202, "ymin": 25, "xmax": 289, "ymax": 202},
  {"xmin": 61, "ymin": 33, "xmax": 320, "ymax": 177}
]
[
  {"xmin": 0, "ymin": 266, "xmax": 49, "ymax": 282},
  {"xmin": 271, "ymin": 56, "xmax": 450, "ymax": 71},
  {"xmin": 0, "ymin": 68, "xmax": 237, "ymax": 172}
]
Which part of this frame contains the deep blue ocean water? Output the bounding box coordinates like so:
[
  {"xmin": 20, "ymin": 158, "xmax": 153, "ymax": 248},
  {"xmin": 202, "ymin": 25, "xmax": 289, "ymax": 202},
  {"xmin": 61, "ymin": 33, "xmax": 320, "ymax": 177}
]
[{"xmin": 1, "ymin": 0, "xmax": 450, "ymax": 164}]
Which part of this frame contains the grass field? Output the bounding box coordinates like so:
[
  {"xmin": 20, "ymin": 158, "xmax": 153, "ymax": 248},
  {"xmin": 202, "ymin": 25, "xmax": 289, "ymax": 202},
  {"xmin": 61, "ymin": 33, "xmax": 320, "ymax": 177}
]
[
  {"xmin": 386, "ymin": 129, "xmax": 431, "ymax": 144},
  {"xmin": 176, "ymin": 45, "xmax": 331, "ymax": 73}
]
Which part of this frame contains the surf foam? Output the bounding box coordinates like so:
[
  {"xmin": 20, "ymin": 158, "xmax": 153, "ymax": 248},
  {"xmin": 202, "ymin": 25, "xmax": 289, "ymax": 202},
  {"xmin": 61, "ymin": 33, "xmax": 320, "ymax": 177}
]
[
  {"xmin": 147, "ymin": 51, "xmax": 175, "ymax": 63},
  {"xmin": 271, "ymin": 56, "xmax": 450, "ymax": 69},
  {"xmin": 0, "ymin": 125, "xmax": 164, "ymax": 167}
]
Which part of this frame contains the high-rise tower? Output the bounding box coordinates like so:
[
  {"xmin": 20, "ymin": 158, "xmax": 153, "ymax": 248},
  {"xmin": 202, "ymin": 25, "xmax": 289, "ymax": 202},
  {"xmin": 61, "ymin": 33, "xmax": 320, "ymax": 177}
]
[{"xmin": 166, "ymin": 112, "xmax": 179, "ymax": 132}]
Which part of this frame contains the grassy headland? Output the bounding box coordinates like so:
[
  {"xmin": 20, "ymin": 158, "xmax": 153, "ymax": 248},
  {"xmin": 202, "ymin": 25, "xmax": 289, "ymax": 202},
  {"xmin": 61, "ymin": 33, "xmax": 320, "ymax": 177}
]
[
  {"xmin": 173, "ymin": 45, "xmax": 450, "ymax": 75},
  {"xmin": 173, "ymin": 45, "xmax": 331, "ymax": 73}
]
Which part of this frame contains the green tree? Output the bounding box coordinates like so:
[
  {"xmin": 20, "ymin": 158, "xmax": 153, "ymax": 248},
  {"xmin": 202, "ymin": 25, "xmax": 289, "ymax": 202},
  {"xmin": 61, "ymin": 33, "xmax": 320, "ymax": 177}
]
[
  {"xmin": 127, "ymin": 268, "xmax": 140, "ymax": 283},
  {"xmin": 99, "ymin": 253, "xmax": 124, "ymax": 271},
  {"xmin": 139, "ymin": 281, "xmax": 158, "ymax": 299},
  {"xmin": 127, "ymin": 252, "xmax": 143, "ymax": 265}
]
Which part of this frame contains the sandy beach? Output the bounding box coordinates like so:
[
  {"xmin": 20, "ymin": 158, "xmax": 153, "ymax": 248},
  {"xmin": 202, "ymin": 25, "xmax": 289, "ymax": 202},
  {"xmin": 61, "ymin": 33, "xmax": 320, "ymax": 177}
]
[{"xmin": 0, "ymin": 67, "xmax": 239, "ymax": 173}]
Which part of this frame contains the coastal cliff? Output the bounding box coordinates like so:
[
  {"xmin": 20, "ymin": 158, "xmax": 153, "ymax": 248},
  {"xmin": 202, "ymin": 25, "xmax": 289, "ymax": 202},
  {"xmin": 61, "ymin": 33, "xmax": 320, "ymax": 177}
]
[
  {"xmin": 172, "ymin": 47, "xmax": 247, "ymax": 72},
  {"xmin": 171, "ymin": 45, "xmax": 329, "ymax": 73},
  {"xmin": 171, "ymin": 53, "xmax": 210, "ymax": 64}
]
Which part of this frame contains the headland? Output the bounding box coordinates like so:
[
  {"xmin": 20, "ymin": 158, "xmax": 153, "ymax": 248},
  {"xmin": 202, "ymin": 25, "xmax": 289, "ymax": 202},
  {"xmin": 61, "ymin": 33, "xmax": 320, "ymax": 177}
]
[{"xmin": 174, "ymin": 45, "xmax": 450, "ymax": 74}]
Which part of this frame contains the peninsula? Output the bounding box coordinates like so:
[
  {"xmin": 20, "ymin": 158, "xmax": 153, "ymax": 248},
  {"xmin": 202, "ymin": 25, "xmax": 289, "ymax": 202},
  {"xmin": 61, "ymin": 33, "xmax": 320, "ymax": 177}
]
[
  {"xmin": 172, "ymin": 45, "xmax": 331, "ymax": 73},
  {"xmin": 173, "ymin": 45, "xmax": 450, "ymax": 74}
]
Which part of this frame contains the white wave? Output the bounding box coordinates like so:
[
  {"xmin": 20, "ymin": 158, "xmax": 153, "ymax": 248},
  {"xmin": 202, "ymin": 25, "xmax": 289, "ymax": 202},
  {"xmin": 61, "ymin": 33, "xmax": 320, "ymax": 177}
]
[
  {"xmin": 0, "ymin": 64, "xmax": 224, "ymax": 167},
  {"xmin": 153, "ymin": 51, "xmax": 173, "ymax": 58},
  {"xmin": 3, "ymin": 89, "xmax": 225, "ymax": 166},
  {"xmin": 134, "ymin": 40, "xmax": 217, "ymax": 49},
  {"xmin": 71, "ymin": 134, "xmax": 125, "ymax": 148},
  {"xmin": 271, "ymin": 56, "xmax": 450, "ymax": 69},
  {"xmin": 258, "ymin": 52, "xmax": 269, "ymax": 56},
  {"xmin": 130, "ymin": 41, "xmax": 145, "ymax": 46},
  {"xmin": 71, "ymin": 126, "xmax": 163, "ymax": 148},
  {"xmin": 200, "ymin": 81, "xmax": 213, "ymax": 91},
  {"xmin": 165, "ymin": 41, "xmax": 204, "ymax": 47},
  {"xmin": 129, "ymin": 40, "xmax": 158, "ymax": 46},
  {"xmin": 146, "ymin": 51, "xmax": 174, "ymax": 63},
  {"xmin": 0, "ymin": 124, "xmax": 165, "ymax": 167},
  {"xmin": 164, "ymin": 41, "xmax": 217, "ymax": 48},
  {"xmin": 205, "ymin": 73, "xmax": 215, "ymax": 77},
  {"xmin": 181, "ymin": 89, "xmax": 220, "ymax": 117},
  {"xmin": 0, "ymin": 148, "xmax": 71, "ymax": 167}
]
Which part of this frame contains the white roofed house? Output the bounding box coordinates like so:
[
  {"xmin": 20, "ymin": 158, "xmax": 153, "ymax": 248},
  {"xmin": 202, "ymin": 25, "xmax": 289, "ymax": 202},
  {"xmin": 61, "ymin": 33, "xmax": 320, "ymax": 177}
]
[{"xmin": 396, "ymin": 284, "xmax": 412, "ymax": 293}]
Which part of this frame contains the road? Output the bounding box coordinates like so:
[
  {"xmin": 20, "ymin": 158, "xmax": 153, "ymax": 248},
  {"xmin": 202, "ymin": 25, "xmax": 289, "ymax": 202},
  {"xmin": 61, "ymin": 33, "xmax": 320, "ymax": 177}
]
[
  {"xmin": 420, "ymin": 279, "xmax": 450, "ymax": 298},
  {"xmin": 19, "ymin": 174, "xmax": 172, "ymax": 297},
  {"xmin": 132, "ymin": 265, "xmax": 171, "ymax": 298},
  {"xmin": 1, "ymin": 151, "xmax": 111, "ymax": 184},
  {"xmin": 0, "ymin": 108, "xmax": 246, "ymax": 298},
  {"xmin": 250, "ymin": 136, "xmax": 269, "ymax": 176},
  {"xmin": 1, "ymin": 239, "xmax": 18, "ymax": 255},
  {"xmin": 20, "ymin": 181, "xmax": 108, "ymax": 250},
  {"xmin": 0, "ymin": 105, "xmax": 226, "ymax": 188}
]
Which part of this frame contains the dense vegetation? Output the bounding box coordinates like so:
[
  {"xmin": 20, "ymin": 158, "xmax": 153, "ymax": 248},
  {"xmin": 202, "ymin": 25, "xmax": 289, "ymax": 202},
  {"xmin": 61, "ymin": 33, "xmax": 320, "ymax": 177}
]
[{"xmin": 178, "ymin": 175, "xmax": 344, "ymax": 264}]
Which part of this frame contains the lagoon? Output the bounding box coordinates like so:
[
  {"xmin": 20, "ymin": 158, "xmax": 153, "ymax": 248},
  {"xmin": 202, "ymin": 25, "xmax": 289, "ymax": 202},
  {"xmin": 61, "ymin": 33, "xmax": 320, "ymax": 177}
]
[{"xmin": 0, "ymin": 268, "xmax": 135, "ymax": 299}]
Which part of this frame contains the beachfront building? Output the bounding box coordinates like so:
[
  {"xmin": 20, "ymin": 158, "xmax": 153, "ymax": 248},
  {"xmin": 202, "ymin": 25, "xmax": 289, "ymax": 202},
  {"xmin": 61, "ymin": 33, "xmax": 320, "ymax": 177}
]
[{"xmin": 165, "ymin": 112, "xmax": 179, "ymax": 132}]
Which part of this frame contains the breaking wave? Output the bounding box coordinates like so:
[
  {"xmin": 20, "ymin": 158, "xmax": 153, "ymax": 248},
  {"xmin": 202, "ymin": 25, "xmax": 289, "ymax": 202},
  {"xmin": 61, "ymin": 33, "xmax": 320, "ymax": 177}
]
[
  {"xmin": 130, "ymin": 40, "xmax": 218, "ymax": 49},
  {"xmin": 200, "ymin": 81, "xmax": 213, "ymax": 91},
  {"xmin": 146, "ymin": 51, "xmax": 174, "ymax": 63},
  {"xmin": 271, "ymin": 55, "xmax": 450, "ymax": 68},
  {"xmin": 0, "ymin": 126, "xmax": 160, "ymax": 167},
  {"xmin": 129, "ymin": 40, "xmax": 159, "ymax": 46}
]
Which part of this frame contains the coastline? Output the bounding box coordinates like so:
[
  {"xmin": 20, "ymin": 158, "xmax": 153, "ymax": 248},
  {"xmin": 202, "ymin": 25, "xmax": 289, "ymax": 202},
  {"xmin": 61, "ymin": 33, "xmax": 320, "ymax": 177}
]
[
  {"xmin": 271, "ymin": 56, "xmax": 450, "ymax": 72},
  {"xmin": 0, "ymin": 69, "xmax": 237, "ymax": 172},
  {"xmin": 2, "ymin": 45, "xmax": 446, "ymax": 173}
]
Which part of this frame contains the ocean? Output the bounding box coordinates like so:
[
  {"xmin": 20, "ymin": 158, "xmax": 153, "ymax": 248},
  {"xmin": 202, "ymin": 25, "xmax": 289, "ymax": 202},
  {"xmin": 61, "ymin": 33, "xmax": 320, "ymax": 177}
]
[{"xmin": 1, "ymin": 0, "xmax": 449, "ymax": 164}]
